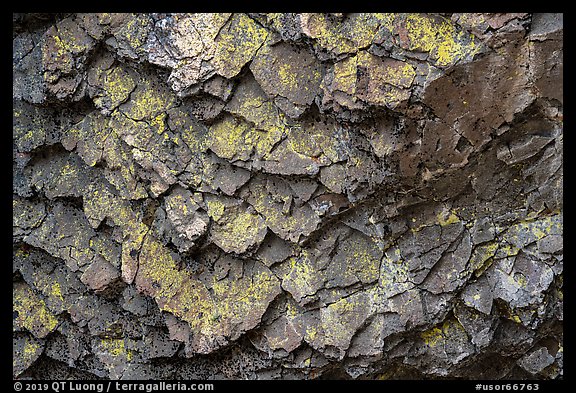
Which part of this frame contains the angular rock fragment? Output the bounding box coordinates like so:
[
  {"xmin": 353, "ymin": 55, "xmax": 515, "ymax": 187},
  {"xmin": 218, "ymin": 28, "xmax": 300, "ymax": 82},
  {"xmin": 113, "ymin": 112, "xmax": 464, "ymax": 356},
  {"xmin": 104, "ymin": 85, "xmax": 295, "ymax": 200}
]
[
  {"xmin": 517, "ymin": 347, "xmax": 555, "ymax": 375},
  {"xmin": 242, "ymin": 174, "xmax": 321, "ymax": 243},
  {"xmin": 158, "ymin": 186, "xmax": 209, "ymax": 252},
  {"xmin": 105, "ymin": 13, "xmax": 151, "ymax": 61},
  {"xmin": 87, "ymin": 59, "xmax": 138, "ymax": 114},
  {"xmin": 13, "ymin": 333, "xmax": 44, "ymax": 377},
  {"xmin": 148, "ymin": 13, "xmax": 266, "ymax": 96},
  {"xmin": 304, "ymin": 291, "xmax": 372, "ymax": 360},
  {"xmin": 80, "ymin": 256, "xmax": 122, "ymax": 294},
  {"xmin": 205, "ymin": 194, "xmax": 268, "ymax": 254},
  {"xmin": 410, "ymin": 317, "xmax": 475, "ymax": 376},
  {"xmin": 251, "ymin": 42, "xmax": 323, "ymax": 118},
  {"xmin": 13, "ymin": 32, "xmax": 46, "ymax": 104},
  {"xmin": 13, "ymin": 196, "xmax": 46, "ymax": 239},
  {"xmin": 300, "ymin": 13, "xmax": 392, "ymax": 57},
  {"xmin": 13, "ymin": 282, "xmax": 59, "ymax": 338},
  {"xmin": 325, "ymin": 51, "xmax": 416, "ymax": 110},
  {"xmin": 211, "ymin": 13, "xmax": 268, "ymax": 79},
  {"xmin": 41, "ymin": 15, "xmax": 96, "ymax": 100}
]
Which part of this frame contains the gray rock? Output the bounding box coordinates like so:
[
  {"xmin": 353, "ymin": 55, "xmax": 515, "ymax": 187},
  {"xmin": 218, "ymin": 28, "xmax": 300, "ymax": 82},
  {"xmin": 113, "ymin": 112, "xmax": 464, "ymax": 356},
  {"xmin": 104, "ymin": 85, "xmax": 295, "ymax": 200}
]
[{"xmin": 12, "ymin": 12, "xmax": 563, "ymax": 380}]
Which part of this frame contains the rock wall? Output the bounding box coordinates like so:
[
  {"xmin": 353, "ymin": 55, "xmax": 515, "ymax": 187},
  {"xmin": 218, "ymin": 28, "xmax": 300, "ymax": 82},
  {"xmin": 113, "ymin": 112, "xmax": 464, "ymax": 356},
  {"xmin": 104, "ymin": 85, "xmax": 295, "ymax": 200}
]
[{"xmin": 13, "ymin": 13, "xmax": 563, "ymax": 379}]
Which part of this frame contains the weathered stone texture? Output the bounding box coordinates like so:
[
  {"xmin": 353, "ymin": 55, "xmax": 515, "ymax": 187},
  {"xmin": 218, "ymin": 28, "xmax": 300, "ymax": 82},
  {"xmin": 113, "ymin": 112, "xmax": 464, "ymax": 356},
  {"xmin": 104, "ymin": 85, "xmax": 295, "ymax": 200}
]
[{"xmin": 13, "ymin": 13, "xmax": 562, "ymax": 380}]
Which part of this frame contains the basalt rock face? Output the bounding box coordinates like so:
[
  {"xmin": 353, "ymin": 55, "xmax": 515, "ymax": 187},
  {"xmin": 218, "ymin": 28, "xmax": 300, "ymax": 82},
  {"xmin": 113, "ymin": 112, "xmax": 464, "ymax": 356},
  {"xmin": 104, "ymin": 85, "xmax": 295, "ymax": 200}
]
[{"xmin": 13, "ymin": 13, "xmax": 563, "ymax": 380}]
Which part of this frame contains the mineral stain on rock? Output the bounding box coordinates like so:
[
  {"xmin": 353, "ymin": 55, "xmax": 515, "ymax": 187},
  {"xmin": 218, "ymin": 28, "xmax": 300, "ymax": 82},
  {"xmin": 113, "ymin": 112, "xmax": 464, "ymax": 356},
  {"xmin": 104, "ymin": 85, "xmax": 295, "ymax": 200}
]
[{"xmin": 13, "ymin": 13, "xmax": 562, "ymax": 380}]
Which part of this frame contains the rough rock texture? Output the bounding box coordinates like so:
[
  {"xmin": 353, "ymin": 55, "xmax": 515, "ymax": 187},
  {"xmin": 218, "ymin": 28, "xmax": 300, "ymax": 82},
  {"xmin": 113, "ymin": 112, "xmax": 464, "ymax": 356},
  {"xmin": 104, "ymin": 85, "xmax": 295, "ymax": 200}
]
[{"xmin": 13, "ymin": 13, "xmax": 563, "ymax": 380}]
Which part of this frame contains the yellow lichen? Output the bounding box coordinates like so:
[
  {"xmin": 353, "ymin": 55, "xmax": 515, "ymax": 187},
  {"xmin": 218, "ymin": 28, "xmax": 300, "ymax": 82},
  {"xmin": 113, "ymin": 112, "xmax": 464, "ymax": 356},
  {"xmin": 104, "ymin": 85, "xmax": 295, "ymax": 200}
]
[
  {"xmin": 208, "ymin": 115, "xmax": 256, "ymax": 161},
  {"xmin": 50, "ymin": 282, "xmax": 64, "ymax": 302},
  {"xmin": 23, "ymin": 339, "xmax": 41, "ymax": 358},
  {"xmin": 379, "ymin": 247, "xmax": 411, "ymax": 291},
  {"xmin": 100, "ymin": 338, "xmax": 134, "ymax": 361},
  {"xmin": 501, "ymin": 214, "xmax": 562, "ymax": 248},
  {"xmin": 15, "ymin": 336, "xmax": 43, "ymax": 373},
  {"xmin": 94, "ymin": 66, "xmax": 136, "ymax": 109},
  {"xmin": 286, "ymin": 122, "xmax": 342, "ymax": 165},
  {"xmin": 404, "ymin": 13, "xmax": 479, "ymax": 67},
  {"xmin": 278, "ymin": 63, "xmax": 299, "ymax": 91},
  {"xmin": 469, "ymin": 241, "xmax": 499, "ymax": 275},
  {"xmin": 281, "ymin": 252, "xmax": 320, "ymax": 301},
  {"xmin": 118, "ymin": 15, "xmax": 149, "ymax": 52},
  {"xmin": 13, "ymin": 282, "xmax": 59, "ymax": 338},
  {"xmin": 249, "ymin": 182, "xmax": 310, "ymax": 241},
  {"xmin": 420, "ymin": 318, "xmax": 466, "ymax": 347},
  {"xmin": 211, "ymin": 209, "xmax": 266, "ymax": 253},
  {"xmin": 357, "ymin": 51, "xmax": 416, "ymax": 89},
  {"xmin": 437, "ymin": 208, "xmax": 460, "ymax": 226},
  {"xmin": 421, "ymin": 326, "xmax": 443, "ymax": 347},
  {"xmin": 210, "ymin": 269, "xmax": 279, "ymax": 332},
  {"xmin": 304, "ymin": 13, "xmax": 394, "ymax": 55},
  {"xmin": 206, "ymin": 199, "xmax": 226, "ymax": 221},
  {"xmin": 135, "ymin": 235, "xmax": 218, "ymax": 338},
  {"xmin": 333, "ymin": 56, "xmax": 358, "ymax": 95},
  {"xmin": 121, "ymin": 76, "xmax": 174, "ymax": 121},
  {"xmin": 316, "ymin": 292, "xmax": 368, "ymax": 349},
  {"xmin": 212, "ymin": 13, "xmax": 268, "ymax": 78},
  {"xmin": 305, "ymin": 325, "xmax": 318, "ymax": 341},
  {"xmin": 151, "ymin": 112, "xmax": 167, "ymax": 135}
]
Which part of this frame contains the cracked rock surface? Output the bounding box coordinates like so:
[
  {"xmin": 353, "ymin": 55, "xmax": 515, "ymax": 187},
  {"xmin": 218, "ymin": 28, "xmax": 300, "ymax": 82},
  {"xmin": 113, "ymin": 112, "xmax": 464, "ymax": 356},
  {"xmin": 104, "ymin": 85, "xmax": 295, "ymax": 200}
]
[{"xmin": 13, "ymin": 12, "xmax": 563, "ymax": 380}]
